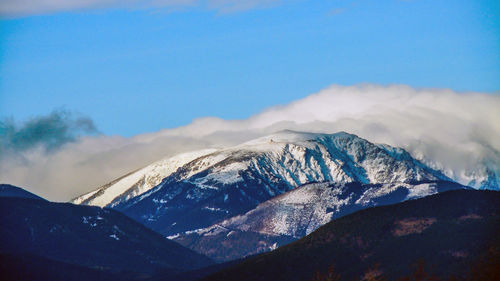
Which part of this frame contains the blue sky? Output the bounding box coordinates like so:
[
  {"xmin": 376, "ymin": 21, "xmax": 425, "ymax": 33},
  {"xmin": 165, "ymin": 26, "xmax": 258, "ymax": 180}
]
[{"xmin": 1, "ymin": 0, "xmax": 498, "ymax": 136}]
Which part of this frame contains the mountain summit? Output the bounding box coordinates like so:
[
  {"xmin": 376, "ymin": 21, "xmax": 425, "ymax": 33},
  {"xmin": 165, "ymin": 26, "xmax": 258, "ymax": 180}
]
[
  {"xmin": 71, "ymin": 131, "xmax": 470, "ymax": 261},
  {"xmin": 87, "ymin": 131, "xmax": 450, "ymax": 235},
  {"xmin": 74, "ymin": 131, "xmax": 449, "ymax": 211}
]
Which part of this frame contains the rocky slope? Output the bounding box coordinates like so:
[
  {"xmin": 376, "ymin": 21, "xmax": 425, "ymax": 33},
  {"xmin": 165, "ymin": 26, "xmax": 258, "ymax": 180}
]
[
  {"xmin": 203, "ymin": 190, "xmax": 500, "ymax": 281},
  {"xmin": 114, "ymin": 131, "xmax": 449, "ymax": 237},
  {"xmin": 173, "ymin": 180, "xmax": 467, "ymax": 262},
  {"xmin": 71, "ymin": 149, "xmax": 217, "ymax": 207}
]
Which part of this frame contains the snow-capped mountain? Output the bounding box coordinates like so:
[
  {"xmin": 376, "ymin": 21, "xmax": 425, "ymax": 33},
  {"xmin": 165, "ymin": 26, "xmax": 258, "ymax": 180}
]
[
  {"xmin": 111, "ymin": 130, "xmax": 450, "ymax": 236},
  {"xmin": 172, "ymin": 180, "xmax": 467, "ymax": 262},
  {"xmin": 71, "ymin": 148, "xmax": 217, "ymax": 207}
]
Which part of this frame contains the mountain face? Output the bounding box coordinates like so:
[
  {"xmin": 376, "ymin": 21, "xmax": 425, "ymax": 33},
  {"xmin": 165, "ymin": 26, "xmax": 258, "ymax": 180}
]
[
  {"xmin": 173, "ymin": 180, "xmax": 467, "ymax": 262},
  {"xmin": 0, "ymin": 184, "xmax": 46, "ymax": 201},
  {"xmin": 112, "ymin": 131, "xmax": 449, "ymax": 237},
  {"xmin": 72, "ymin": 149, "xmax": 217, "ymax": 207},
  {"xmin": 72, "ymin": 130, "xmax": 498, "ymax": 212},
  {"xmin": 471, "ymin": 166, "xmax": 500, "ymax": 190},
  {"xmin": 0, "ymin": 195, "xmax": 213, "ymax": 280},
  {"xmin": 203, "ymin": 190, "xmax": 500, "ymax": 281}
]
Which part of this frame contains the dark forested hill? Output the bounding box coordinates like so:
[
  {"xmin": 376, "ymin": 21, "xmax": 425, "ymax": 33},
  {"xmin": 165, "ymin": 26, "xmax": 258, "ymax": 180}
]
[
  {"xmin": 0, "ymin": 196, "xmax": 214, "ymax": 281},
  {"xmin": 203, "ymin": 190, "xmax": 500, "ymax": 281},
  {"xmin": 0, "ymin": 184, "xmax": 46, "ymax": 201}
]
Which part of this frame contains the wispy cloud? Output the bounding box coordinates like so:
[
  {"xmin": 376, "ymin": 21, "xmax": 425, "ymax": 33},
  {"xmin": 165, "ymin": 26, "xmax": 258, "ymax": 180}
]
[
  {"xmin": 1, "ymin": 84, "xmax": 499, "ymax": 201},
  {"xmin": 0, "ymin": 110, "xmax": 98, "ymax": 154},
  {"xmin": 0, "ymin": 0, "xmax": 283, "ymax": 17}
]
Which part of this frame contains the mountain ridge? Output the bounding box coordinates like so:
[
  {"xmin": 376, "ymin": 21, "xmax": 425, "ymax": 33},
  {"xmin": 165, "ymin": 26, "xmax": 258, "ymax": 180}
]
[
  {"xmin": 71, "ymin": 148, "xmax": 217, "ymax": 207},
  {"xmin": 112, "ymin": 131, "xmax": 450, "ymax": 238},
  {"xmin": 202, "ymin": 189, "xmax": 500, "ymax": 281},
  {"xmin": 0, "ymin": 190, "xmax": 214, "ymax": 280},
  {"xmin": 0, "ymin": 184, "xmax": 46, "ymax": 201},
  {"xmin": 172, "ymin": 180, "xmax": 467, "ymax": 262},
  {"xmin": 74, "ymin": 131, "xmax": 455, "ymax": 210}
]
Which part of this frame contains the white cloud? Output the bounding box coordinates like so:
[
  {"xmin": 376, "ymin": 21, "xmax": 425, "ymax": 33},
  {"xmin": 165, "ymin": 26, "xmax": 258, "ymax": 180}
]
[
  {"xmin": 0, "ymin": 0, "xmax": 282, "ymax": 17},
  {"xmin": 1, "ymin": 84, "xmax": 499, "ymax": 201}
]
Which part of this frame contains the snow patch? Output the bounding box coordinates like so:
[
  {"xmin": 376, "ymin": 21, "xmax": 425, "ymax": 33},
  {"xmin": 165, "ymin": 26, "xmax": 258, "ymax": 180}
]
[
  {"xmin": 406, "ymin": 183, "xmax": 438, "ymax": 200},
  {"xmin": 109, "ymin": 234, "xmax": 120, "ymax": 240}
]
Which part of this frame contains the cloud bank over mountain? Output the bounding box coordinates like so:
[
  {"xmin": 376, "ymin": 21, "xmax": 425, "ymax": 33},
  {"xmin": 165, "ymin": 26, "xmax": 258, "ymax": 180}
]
[{"xmin": 1, "ymin": 84, "xmax": 498, "ymax": 201}]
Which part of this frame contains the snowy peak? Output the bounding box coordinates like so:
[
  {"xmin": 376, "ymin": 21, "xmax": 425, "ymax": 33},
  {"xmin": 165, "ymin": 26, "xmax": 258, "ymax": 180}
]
[
  {"xmin": 74, "ymin": 130, "xmax": 449, "ymax": 215},
  {"xmin": 71, "ymin": 149, "xmax": 217, "ymax": 207},
  {"xmin": 239, "ymin": 130, "xmax": 331, "ymax": 146},
  {"xmin": 113, "ymin": 131, "xmax": 449, "ymax": 239},
  {"xmin": 184, "ymin": 130, "xmax": 447, "ymax": 189},
  {"xmin": 67, "ymin": 130, "xmax": 485, "ymax": 264}
]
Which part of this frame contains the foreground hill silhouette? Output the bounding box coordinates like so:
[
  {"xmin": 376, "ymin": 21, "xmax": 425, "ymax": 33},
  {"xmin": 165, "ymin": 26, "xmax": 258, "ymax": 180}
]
[
  {"xmin": 0, "ymin": 184, "xmax": 46, "ymax": 201},
  {"xmin": 0, "ymin": 188, "xmax": 214, "ymax": 281},
  {"xmin": 203, "ymin": 190, "xmax": 500, "ymax": 281}
]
